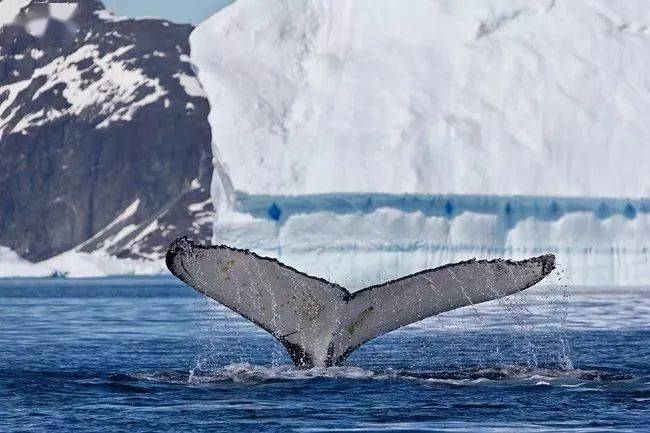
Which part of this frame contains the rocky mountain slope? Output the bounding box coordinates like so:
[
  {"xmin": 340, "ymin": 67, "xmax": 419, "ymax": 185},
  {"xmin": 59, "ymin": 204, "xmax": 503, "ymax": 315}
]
[{"xmin": 0, "ymin": 0, "xmax": 213, "ymax": 262}]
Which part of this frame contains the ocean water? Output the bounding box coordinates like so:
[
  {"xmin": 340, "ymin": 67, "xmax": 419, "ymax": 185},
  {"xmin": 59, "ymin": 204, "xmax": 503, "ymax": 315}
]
[{"xmin": 1, "ymin": 278, "xmax": 648, "ymax": 433}]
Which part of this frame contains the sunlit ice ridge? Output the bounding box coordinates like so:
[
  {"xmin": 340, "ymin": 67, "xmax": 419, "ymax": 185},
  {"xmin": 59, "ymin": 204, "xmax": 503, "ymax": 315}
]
[
  {"xmin": 192, "ymin": 0, "xmax": 650, "ymax": 288},
  {"xmin": 212, "ymin": 192, "xmax": 650, "ymax": 289}
]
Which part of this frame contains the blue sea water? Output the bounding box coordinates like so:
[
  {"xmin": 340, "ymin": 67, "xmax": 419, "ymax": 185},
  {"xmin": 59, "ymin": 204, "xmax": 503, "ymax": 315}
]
[{"xmin": 1, "ymin": 278, "xmax": 648, "ymax": 433}]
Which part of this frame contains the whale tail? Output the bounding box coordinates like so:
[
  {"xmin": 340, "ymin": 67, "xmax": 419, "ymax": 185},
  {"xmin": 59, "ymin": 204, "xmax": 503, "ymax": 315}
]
[{"xmin": 166, "ymin": 237, "xmax": 555, "ymax": 368}]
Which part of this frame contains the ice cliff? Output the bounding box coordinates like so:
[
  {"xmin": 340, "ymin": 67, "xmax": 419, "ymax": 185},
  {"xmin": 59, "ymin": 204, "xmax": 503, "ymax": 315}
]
[{"xmin": 191, "ymin": 0, "xmax": 649, "ymax": 287}]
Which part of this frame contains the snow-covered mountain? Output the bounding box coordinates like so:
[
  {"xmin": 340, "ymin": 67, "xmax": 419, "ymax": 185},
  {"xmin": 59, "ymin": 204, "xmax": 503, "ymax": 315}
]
[
  {"xmin": 191, "ymin": 0, "xmax": 649, "ymax": 287},
  {"xmin": 0, "ymin": 0, "xmax": 213, "ymax": 267}
]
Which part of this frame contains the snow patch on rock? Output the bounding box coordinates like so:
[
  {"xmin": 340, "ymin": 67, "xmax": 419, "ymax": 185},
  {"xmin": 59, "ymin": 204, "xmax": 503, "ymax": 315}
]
[
  {"xmin": 94, "ymin": 9, "xmax": 127, "ymax": 23},
  {"xmin": 174, "ymin": 72, "xmax": 206, "ymax": 98},
  {"xmin": 0, "ymin": 0, "xmax": 29, "ymax": 26},
  {"xmin": 0, "ymin": 43, "xmax": 167, "ymax": 134},
  {"xmin": 49, "ymin": 3, "xmax": 78, "ymax": 21}
]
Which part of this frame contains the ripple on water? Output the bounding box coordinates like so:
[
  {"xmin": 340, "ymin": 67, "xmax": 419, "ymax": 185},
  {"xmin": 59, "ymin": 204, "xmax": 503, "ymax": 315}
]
[{"xmin": 107, "ymin": 362, "xmax": 636, "ymax": 390}]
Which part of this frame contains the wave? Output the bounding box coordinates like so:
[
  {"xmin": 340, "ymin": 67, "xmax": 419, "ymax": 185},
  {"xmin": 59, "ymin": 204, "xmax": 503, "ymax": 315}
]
[{"xmin": 108, "ymin": 363, "xmax": 635, "ymax": 387}]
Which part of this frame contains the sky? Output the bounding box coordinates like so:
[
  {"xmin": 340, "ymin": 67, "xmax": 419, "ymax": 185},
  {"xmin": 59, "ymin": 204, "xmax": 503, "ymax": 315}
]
[{"xmin": 103, "ymin": 0, "xmax": 234, "ymax": 25}]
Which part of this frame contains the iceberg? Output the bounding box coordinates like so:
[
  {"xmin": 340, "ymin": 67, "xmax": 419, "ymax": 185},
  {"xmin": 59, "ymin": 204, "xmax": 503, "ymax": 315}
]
[{"xmin": 189, "ymin": 0, "xmax": 649, "ymax": 287}]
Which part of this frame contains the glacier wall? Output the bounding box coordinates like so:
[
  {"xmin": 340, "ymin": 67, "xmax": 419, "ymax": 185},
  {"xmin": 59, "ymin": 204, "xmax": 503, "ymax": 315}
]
[
  {"xmin": 214, "ymin": 194, "xmax": 649, "ymax": 288},
  {"xmin": 191, "ymin": 0, "xmax": 650, "ymax": 287}
]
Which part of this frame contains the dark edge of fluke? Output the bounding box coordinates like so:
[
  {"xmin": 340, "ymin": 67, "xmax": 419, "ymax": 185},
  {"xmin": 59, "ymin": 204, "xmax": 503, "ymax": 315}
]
[{"xmin": 166, "ymin": 236, "xmax": 556, "ymax": 299}]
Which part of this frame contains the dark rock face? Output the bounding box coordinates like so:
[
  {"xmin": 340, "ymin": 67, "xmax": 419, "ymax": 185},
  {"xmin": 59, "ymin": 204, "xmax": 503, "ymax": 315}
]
[
  {"xmin": 0, "ymin": 0, "xmax": 213, "ymax": 261},
  {"xmin": 78, "ymin": 180, "xmax": 214, "ymax": 261}
]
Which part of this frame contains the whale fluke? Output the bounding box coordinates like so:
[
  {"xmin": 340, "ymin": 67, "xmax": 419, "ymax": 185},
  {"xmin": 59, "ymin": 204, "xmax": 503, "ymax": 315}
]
[{"xmin": 166, "ymin": 237, "xmax": 555, "ymax": 368}]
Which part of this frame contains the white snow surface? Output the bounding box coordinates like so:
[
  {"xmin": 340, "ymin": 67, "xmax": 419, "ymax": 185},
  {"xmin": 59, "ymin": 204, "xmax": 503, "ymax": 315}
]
[
  {"xmin": 49, "ymin": 3, "xmax": 78, "ymax": 21},
  {"xmin": 94, "ymin": 9, "xmax": 127, "ymax": 23},
  {"xmin": 0, "ymin": 245, "xmax": 166, "ymax": 279},
  {"xmin": 39, "ymin": 251, "xmax": 165, "ymax": 278},
  {"xmin": 0, "ymin": 246, "xmax": 53, "ymax": 278},
  {"xmin": 174, "ymin": 72, "xmax": 206, "ymax": 98},
  {"xmin": 192, "ymin": 0, "xmax": 650, "ymax": 197},
  {"xmin": 30, "ymin": 48, "xmax": 44, "ymax": 60},
  {"xmin": 24, "ymin": 17, "xmax": 48, "ymax": 37},
  {"xmin": 0, "ymin": 79, "xmax": 31, "ymax": 140},
  {"xmin": 0, "ymin": 0, "xmax": 29, "ymax": 26}
]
